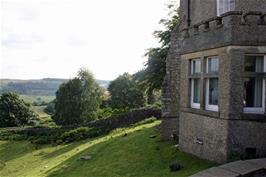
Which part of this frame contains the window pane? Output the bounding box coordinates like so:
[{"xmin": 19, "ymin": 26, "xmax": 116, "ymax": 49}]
[
  {"xmin": 208, "ymin": 57, "xmax": 219, "ymax": 73},
  {"xmin": 218, "ymin": 0, "xmax": 235, "ymax": 16},
  {"xmin": 192, "ymin": 59, "xmax": 201, "ymax": 74},
  {"xmin": 244, "ymin": 77, "xmax": 263, "ymax": 107},
  {"xmin": 229, "ymin": 0, "xmax": 235, "ymax": 11},
  {"xmin": 193, "ymin": 79, "xmax": 200, "ymax": 103},
  {"xmin": 209, "ymin": 78, "xmax": 219, "ymax": 105},
  {"xmin": 245, "ymin": 56, "xmax": 264, "ymax": 72}
]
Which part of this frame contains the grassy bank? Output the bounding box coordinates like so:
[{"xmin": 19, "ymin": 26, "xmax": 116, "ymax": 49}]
[{"xmin": 0, "ymin": 121, "xmax": 215, "ymax": 177}]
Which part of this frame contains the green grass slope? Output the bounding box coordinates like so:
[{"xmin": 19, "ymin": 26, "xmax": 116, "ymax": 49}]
[
  {"xmin": 31, "ymin": 106, "xmax": 55, "ymax": 127},
  {"xmin": 0, "ymin": 121, "xmax": 215, "ymax": 177}
]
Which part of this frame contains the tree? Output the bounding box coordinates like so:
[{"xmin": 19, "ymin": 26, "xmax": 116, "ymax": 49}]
[
  {"xmin": 44, "ymin": 100, "xmax": 55, "ymax": 115},
  {"xmin": 53, "ymin": 68, "xmax": 102, "ymax": 125},
  {"xmin": 0, "ymin": 92, "xmax": 38, "ymax": 127},
  {"xmin": 134, "ymin": 3, "xmax": 180, "ymax": 93},
  {"xmin": 108, "ymin": 73, "xmax": 145, "ymax": 110}
]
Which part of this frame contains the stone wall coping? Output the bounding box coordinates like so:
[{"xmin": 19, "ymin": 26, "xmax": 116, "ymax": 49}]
[{"xmin": 190, "ymin": 158, "xmax": 266, "ymax": 177}]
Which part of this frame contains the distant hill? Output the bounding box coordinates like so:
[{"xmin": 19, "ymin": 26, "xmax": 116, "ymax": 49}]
[{"xmin": 0, "ymin": 78, "xmax": 110, "ymax": 96}]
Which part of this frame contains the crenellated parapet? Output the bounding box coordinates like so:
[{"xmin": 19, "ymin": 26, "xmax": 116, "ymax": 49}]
[{"xmin": 177, "ymin": 11, "xmax": 266, "ymax": 54}]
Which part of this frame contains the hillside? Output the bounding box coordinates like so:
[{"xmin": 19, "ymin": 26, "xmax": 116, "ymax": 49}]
[
  {"xmin": 0, "ymin": 121, "xmax": 215, "ymax": 177},
  {"xmin": 0, "ymin": 78, "xmax": 110, "ymax": 96}
]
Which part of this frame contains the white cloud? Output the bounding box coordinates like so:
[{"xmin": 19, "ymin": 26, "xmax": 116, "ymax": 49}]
[{"xmin": 0, "ymin": 0, "xmax": 179, "ymax": 80}]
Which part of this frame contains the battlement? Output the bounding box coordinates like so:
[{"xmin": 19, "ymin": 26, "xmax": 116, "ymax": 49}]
[{"xmin": 178, "ymin": 11, "xmax": 266, "ymax": 54}]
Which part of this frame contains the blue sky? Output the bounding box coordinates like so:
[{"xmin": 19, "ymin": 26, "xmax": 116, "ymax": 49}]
[{"xmin": 1, "ymin": 0, "xmax": 179, "ymax": 80}]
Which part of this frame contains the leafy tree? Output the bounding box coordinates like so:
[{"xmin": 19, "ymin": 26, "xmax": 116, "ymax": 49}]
[
  {"xmin": 134, "ymin": 3, "xmax": 179, "ymax": 93},
  {"xmin": 0, "ymin": 92, "xmax": 38, "ymax": 127},
  {"xmin": 108, "ymin": 73, "xmax": 145, "ymax": 110},
  {"xmin": 53, "ymin": 68, "xmax": 102, "ymax": 125}
]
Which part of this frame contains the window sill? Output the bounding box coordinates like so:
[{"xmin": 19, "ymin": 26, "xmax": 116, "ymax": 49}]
[{"xmin": 182, "ymin": 107, "xmax": 219, "ymax": 118}]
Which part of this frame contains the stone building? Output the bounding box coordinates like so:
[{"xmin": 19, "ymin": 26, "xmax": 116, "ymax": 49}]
[{"xmin": 161, "ymin": 0, "xmax": 266, "ymax": 163}]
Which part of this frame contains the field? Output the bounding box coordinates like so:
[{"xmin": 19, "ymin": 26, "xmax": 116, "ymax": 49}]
[
  {"xmin": 31, "ymin": 106, "xmax": 55, "ymax": 127},
  {"xmin": 20, "ymin": 95, "xmax": 55, "ymax": 104},
  {"xmin": 0, "ymin": 121, "xmax": 215, "ymax": 177}
]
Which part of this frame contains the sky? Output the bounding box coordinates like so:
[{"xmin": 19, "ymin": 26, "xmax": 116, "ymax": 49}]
[{"xmin": 0, "ymin": 0, "xmax": 179, "ymax": 81}]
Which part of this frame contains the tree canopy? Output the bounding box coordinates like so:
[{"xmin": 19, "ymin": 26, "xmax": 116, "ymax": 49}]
[
  {"xmin": 108, "ymin": 73, "xmax": 145, "ymax": 110},
  {"xmin": 134, "ymin": 3, "xmax": 180, "ymax": 93},
  {"xmin": 0, "ymin": 92, "xmax": 38, "ymax": 127},
  {"xmin": 53, "ymin": 68, "xmax": 102, "ymax": 125}
]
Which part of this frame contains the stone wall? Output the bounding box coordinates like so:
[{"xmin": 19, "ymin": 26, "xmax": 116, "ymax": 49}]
[
  {"xmin": 179, "ymin": 112, "xmax": 229, "ymax": 163},
  {"xmin": 179, "ymin": 12, "xmax": 266, "ymax": 54},
  {"xmin": 88, "ymin": 108, "xmax": 161, "ymax": 130},
  {"xmin": 162, "ymin": 0, "xmax": 266, "ymax": 162},
  {"xmin": 160, "ymin": 25, "xmax": 181, "ymax": 140},
  {"xmin": 190, "ymin": 0, "xmax": 216, "ymax": 26},
  {"xmin": 180, "ymin": 0, "xmax": 266, "ymax": 27},
  {"xmin": 236, "ymin": 0, "xmax": 266, "ymax": 12},
  {"xmin": 228, "ymin": 120, "xmax": 266, "ymax": 160}
]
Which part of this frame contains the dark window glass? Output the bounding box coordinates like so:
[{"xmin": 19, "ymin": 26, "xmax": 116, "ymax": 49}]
[
  {"xmin": 245, "ymin": 56, "xmax": 264, "ymax": 72},
  {"xmin": 244, "ymin": 77, "xmax": 263, "ymax": 107},
  {"xmin": 193, "ymin": 79, "xmax": 200, "ymax": 103},
  {"xmin": 209, "ymin": 78, "xmax": 219, "ymax": 105}
]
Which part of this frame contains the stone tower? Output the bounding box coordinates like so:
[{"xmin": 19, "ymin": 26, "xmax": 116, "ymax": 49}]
[{"xmin": 161, "ymin": 0, "xmax": 266, "ymax": 163}]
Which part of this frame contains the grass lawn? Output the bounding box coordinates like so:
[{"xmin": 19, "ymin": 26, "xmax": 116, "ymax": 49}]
[{"xmin": 0, "ymin": 121, "xmax": 215, "ymax": 177}]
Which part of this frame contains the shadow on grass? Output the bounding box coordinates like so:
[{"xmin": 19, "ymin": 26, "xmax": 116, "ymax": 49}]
[
  {"xmin": 45, "ymin": 124, "xmax": 216, "ymax": 177},
  {"xmin": 44, "ymin": 127, "xmax": 154, "ymax": 177},
  {"xmin": 0, "ymin": 141, "xmax": 35, "ymax": 163},
  {"xmin": 42, "ymin": 142, "xmax": 82, "ymax": 159}
]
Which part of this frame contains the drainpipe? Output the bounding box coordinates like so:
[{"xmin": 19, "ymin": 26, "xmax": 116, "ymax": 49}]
[{"xmin": 187, "ymin": 0, "xmax": 191, "ymax": 27}]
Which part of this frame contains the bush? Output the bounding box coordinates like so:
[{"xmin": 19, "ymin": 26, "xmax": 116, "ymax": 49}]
[
  {"xmin": 0, "ymin": 92, "xmax": 38, "ymax": 127},
  {"xmin": 61, "ymin": 127, "xmax": 103, "ymax": 143},
  {"xmin": 0, "ymin": 125, "xmax": 108, "ymax": 145},
  {"xmin": 96, "ymin": 108, "xmax": 126, "ymax": 119}
]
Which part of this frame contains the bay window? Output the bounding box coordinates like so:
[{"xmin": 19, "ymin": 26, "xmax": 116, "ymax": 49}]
[{"xmin": 244, "ymin": 55, "xmax": 266, "ymax": 114}]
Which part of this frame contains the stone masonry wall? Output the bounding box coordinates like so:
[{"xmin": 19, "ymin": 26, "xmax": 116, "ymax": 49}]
[
  {"xmin": 179, "ymin": 112, "xmax": 229, "ymax": 163},
  {"xmin": 236, "ymin": 0, "xmax": 266, "ymax": 13},
  {"xmin": 88, "ymin": 108, "xmax": 161, "ymax": 130},
  {"xmin": 227, "ymin": 120, "xmax": 266, "ymax": 160},
  {"xmin": 160, "ymin": 25, "xmax": 181, "ymax": 140}
]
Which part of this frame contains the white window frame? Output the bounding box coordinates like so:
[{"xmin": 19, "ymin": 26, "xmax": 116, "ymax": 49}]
[
  {"xmin": 206, "ymin": 56, "xmax": 219, "ymax": 74},
  {"xmin": 191, "ymin": 59, "xmax": 201, "ymax": 75},
  {"xmin": 206, "ymin": 78, "xmax": 219, "ymax": 112},
  {"xmin": 190, "ymin": 59, "xmax": 201, "ymax": 109},
  {"xmin": 244, "ymin": 55, "xmax": 266, "ymax": 114},
  {"xmin": 217, "ymin": 0, "xmax": 235, "ymax": 16},
  {"xmin": 191, "ymin": 79, "xmax": 200, "ymax": 109}
]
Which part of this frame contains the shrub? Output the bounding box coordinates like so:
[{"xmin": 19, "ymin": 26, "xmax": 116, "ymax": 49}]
[
  {"xmin": 61, "ymin": 127, "xmax": 103, "ymax": 143},
  {"xmin": 96, "ymin": 108, "xmax": 126, "ymax": 119}
]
